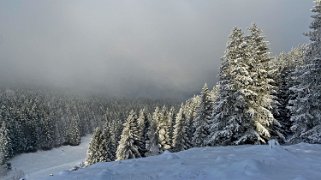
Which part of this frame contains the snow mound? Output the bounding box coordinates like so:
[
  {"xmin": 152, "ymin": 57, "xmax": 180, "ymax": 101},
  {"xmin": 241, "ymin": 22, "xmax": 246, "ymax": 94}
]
[
  {"xmin": 41, "ymin": 143, "xmax": 321, "ymax": 180},
  {"xmin": 160, "ymin": 150, "xmax": 180, "ymax": 160},
  {"xmin": 268, "ymin": 139, "xmax": 280, "ymax": 148}
]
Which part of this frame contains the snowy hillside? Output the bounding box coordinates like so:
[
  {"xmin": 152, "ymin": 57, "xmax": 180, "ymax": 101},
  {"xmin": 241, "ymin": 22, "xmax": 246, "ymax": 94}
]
[
  {"xmin": 45, "ymin": 142, "xmax": 321, "ymax": 180},
  {"xmin": 3, "ymin": 135, "xmax": 91, "ymax": 180}
]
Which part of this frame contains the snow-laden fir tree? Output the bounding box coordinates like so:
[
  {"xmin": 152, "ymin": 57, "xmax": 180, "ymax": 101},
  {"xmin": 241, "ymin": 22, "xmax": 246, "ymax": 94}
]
[
  {"xmin": 157, "ymin": 106, "xmax": 172, "ymax": 151},
  {"xmin": 103, "ymin": 120, "xmax": 117, "ymax": 161},
  {"xmin": 182, "ymin": 95, "xmax": 201, "ymax": 142},
  {"xmin": 86, "ymin": 129, "xmax": 102, "ymax": 166},
  {"xmin": 137, "ymin": 109, "xmax": 149, "ymax": 156},
  {"xmin": 288, "ymin": 1, "xmax": 321, "ymax": 144},
  {"xmin": 145, "ymin": 114, "xmax": 160, "ymax": 156},
  {"xmin": 166, "ymin": 107, "xmax": 175, "ymax": 149},
  {"xmin": 245, "ymin": 24, "xmax": 282, "ymax": 143},
  {"xmin": 289, "ymin": 58, "xmax": 321, "ymax": 144},
  {"xmin": 116, "ymin": 110, "xmax": 144, "ymax": 160},
  {"xmin": 0, "ymin": 121, "xmax": 12, "ymax": 165},
  {"xmin": 38, "ymin": 110, "xmax": 55, "ymax": 150},
  {"xmin": 184, "ymin": 96, "xmax": 200, "ymax": 147},
  {"xmin": 209, "ymin": 85, "xmax": 219, "ymax": 102},
  {"xmin": 85, "ymin": 127, "xmax": 114, "ymax": 166},
  {"xmin": 65, "ymin": 106, "xmax": 81, "ymax": 146},
  {"xmin": 108, "ymin": 119, "xmax": 123, "ymax": 158},
  {"xmin": 207, "ymin": 27, "xmax": 255, "ymax": 146},
  {"xmin": 172, "ymin": 104, "xmax": 191, "ymax": 152},
  {"xmin": 192, "ymin": 83, "xmax": 213, "ymax": 147},
  {"xmin": 207, "ymin": 26, "xmax": 279, "ymax": 145},
  {"xmin": 272, "ymin": 46, "xmax": 306, "ymax": 142}
]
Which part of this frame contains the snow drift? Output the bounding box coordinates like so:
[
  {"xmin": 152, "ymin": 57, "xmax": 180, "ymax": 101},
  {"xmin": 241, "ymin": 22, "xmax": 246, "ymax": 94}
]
[{"xmin": 44, "ymin": 141, "xmax": 321, "ymax": 180}]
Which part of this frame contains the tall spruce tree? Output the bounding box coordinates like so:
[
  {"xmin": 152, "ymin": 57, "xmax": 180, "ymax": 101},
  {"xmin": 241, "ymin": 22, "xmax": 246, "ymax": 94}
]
[
  {"xmin": 65, "ymin": 106, "xmax": 81, "ymax": 146},
  {"xmin": 208, "ymin": 26, "xmax": 279, "ymax": 145},
  {"xmin": 145, "ymin": 115, "xmax": 160, "ymax": 156},
  {"xmin": 137, "ymin": 109, "xmax": 149, "ymax": 156},
  {"xmin": 172, "ymin": 105, "xmax": 191, "ymax": 152},
  {"xmin": 246, "ymin": 24, "xmax": 281, "ymax": 143},
  {"xmin": 116, "ymin": 110, "xmax": 143, "ymax": 160},
  {"xmin": 207, "ymin": 28, "xmax": 255, "ymax": 145},
  {"xmin": 288, "ymin": 1, "xmax": 321, "ymax": 144},
  {"xmin": 192, "ymin": 83, "xmax": 213, "ymax": 147},
  {"xmin": 273, "ymin": 46, "xmax": 306, "ymax": 142},
  {"xmin": 157, "ymin": 106, "xmax": 172, "ymax": 151},
  {"xmin": 85, "ymin": 127, "xmax": 114, "ymax": 166}
]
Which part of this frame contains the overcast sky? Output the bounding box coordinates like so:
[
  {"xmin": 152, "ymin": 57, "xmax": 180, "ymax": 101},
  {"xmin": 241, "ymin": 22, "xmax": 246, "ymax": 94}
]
[{"xmin": 0, "ymin": 0, "xmax": 314, "ymax": 99}]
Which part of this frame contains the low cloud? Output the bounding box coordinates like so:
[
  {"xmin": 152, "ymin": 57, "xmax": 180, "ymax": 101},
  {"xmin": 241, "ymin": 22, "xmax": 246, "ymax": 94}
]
[{"xmin": 0, "ymin": 0, "xmax": 313, "ymax": 99}]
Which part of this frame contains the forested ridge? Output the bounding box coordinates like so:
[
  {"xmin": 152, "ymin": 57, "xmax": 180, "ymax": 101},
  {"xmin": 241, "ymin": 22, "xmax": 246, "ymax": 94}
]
[{"xmin": 1, "ymin": 1, "xmax": 321, "ymax": 177}]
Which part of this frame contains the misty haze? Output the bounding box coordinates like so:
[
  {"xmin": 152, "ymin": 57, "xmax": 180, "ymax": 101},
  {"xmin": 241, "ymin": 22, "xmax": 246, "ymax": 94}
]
[
  {"xmin": 2, "ymin": 1, "xmax": 321, "ymax": 180},
  {"xmin": 0, "ymin": 0, "xmax": 312, "ymax": 98}
]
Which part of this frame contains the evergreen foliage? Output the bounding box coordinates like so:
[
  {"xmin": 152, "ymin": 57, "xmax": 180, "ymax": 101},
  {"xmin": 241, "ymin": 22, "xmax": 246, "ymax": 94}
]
[
  {"xmin": 137, "ymin": 109, "xmax": 149, "ymax": 156},
  {"xmin": 288, "ymin": 0, "xmax": 321, "ymax": 144},
  {"xmin": 207, "ymin": 25, "xmax": 281, "ymax": 146},
  {"xmin": 0, "ymin": 121, "xmax": 12, "ymax": 165},
  {"xmin": 192, "ymin": 83, "xmax": 213, "ymax": 147},
  {"xmin": 207, "ymin": 28, "xmax": 254, "ymax": 145},
  {"xmin": 0, "ymin": 88, "xmax": 170, "ymax": 163},
  {"xmin": 246, "ymin": 24, "xmax": 281, "ymax": 143},
  {"xmin": 156, "ymin": 106, "xmax": 172, "ymax": 151},
  {"xmin": 272, "ymin": 46, "xmax": 306, "ymax": 142},
  {"xmin": 172, "ymin": 105, "xmax": 191, "ymax": 152},
  {"xmin": 145, "ymin": 115, "xmax": 161, "ymax": 156},
  {"xmin": 85, "ymin": 127, "xmax": 114, "ymax": 166},
  {"xmin": 116, "ymin": 110, "xmax": 144, "ymax": 160}
]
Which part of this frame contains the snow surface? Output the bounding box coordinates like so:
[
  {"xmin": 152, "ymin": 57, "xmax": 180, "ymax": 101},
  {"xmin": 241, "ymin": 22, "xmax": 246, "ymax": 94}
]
[
  {"xmin": 3, "ymin": 135, "xmax": 91, "ymax": 180},
  {"xmin": 44, "ymin": 141, "xmax": 321, "ymax": 180}
]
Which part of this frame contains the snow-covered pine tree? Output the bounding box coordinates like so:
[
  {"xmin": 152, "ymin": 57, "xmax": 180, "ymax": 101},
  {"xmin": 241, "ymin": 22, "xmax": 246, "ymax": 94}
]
[
  {"xmin": 38, "ymin": 110, "xmax": 55, "ymax": 150},
  {"xmin": 184, "ymin": 96, "xmax": 200, "ymax": 147},
  {"xmin": 67, "ymin": 115, "xmax": 81, "ymax": 146},
  {"xmin": 86, "ymin": 128, "xmax": 102, "ymax": 165},
  {"xmin": 192, "ymin": 83, "xmax": 213, "ymax": 147},
  {"xmin": 183, "ymin": 95, "xmax": 201, "ymax": 144},
  {"xmin": 102, "ymin": 120, "xmax": 117, "ymax": 161},
  {"xmin": 156, "ymin": 106, "xmax": 172, "ymax": 151},
  {"xmin": 209, "ymin": 84, "xmax": 219, "ymax": 103},
  {"xmin": 288, "ymin": 1, "xmax": 321, "ymax": 144},
  {"xmin": 137, "ymin": 109, "xmax": 148, "ymax": 156},
  {"xmin": 0, "ymin": 121, "xmax": 12, "ymax": 165},
  {"xmin": 65, "ymin": 105, "xmax": 81, "ymax": 146},
  {"xmin": 207, "ymin": 27, "xmax": 255, "ymax": 146},
  {"xmin": 145, "ymin": 113, "xmax": 160, "ymax": 156},
  {"xmin": 108, "ymin": 119, "xmax": 123, "ymax": 158},
  {"xmin": 85, "ymin": 127, "xmax": 113, "ymax": 166},
  {"xmin": 166, "ymin": 106, "xmax": 175, "ymax": 150},
  {"xmin": 116, "ymin": 110, "xmax": 143, "ymax": 160},
  {"xmin": 172, "ymin": 104, "xmax": 191, "ymax": 152},
  {"xmin": 244, "ymin": 24, "xmax": 281, "ymax": 143},
  {"xmin": 272, "ymin": 46, "xmax": 306, "ymax": 142},
  {"xmin": 289, "ymin": 57, "xmax": 321, "ymax": 144}
]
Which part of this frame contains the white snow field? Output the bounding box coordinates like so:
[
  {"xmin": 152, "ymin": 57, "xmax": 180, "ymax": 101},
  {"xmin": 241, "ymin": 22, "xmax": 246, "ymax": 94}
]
[
  {"xmin": 4, "ymin": 135, "xmax": 91, "ymax": 180},
  {"xmin": 44, "ymin": 141, "xmax": 321, "ymax": 180}
]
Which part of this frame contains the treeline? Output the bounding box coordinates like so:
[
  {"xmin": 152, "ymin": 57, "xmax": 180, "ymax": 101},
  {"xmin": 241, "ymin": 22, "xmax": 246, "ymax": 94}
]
[
  {"xmin": 85, "ymin": 87, "xmax": 217, "ymax": 164},
  {"xmin": 85, "ymin": 1, "xmax": 321, "ymax": 165},
  {"xmin": 0, "ymin": 88, "xmax": 176, "ymax": 166}
]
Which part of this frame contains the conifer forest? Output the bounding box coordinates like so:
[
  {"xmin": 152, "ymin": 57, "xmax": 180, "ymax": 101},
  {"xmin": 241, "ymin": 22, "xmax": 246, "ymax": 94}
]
[{"xmin": 0, "ymin": 0, "xmax": 321, "ymax": 179}]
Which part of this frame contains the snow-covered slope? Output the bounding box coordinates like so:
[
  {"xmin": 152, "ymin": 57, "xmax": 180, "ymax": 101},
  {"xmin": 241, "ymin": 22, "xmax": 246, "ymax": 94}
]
[
  {"xmin": 4, "ymin": 135, "xmax": 91, "ymax": 180},
  {"xmin": 45, "ymin": 142, "xmax": 321, "ymax": 180}
]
